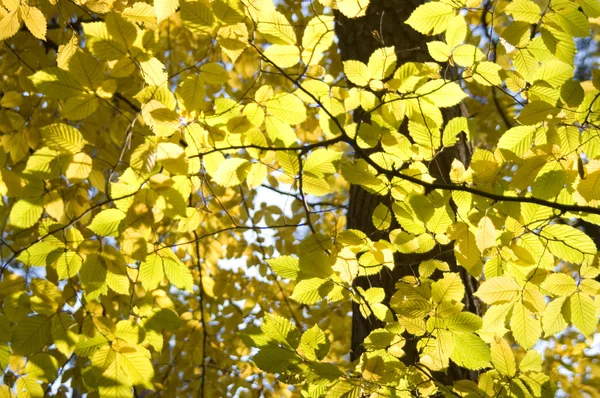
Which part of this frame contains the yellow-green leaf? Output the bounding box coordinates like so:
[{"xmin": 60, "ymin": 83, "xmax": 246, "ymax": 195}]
[{"xmin": 405, "ymin": 2, "xmax": 455, "ymax": 35}]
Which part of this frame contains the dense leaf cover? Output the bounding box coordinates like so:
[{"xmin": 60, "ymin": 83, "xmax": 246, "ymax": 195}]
[{"xmin": 0, "ymin": 0, "xmax": 600, "ymax": 396}]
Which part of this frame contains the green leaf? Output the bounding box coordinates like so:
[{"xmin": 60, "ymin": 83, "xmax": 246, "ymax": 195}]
[
  {"xmin": 180, "ymin": 0, "xmax": 215, "ymax": 34},
  {"xmin": 300, "ymin": 324, "xmax": 330, "ymax": 361},
  {"xmin": 261, "ymin": 313, "xmax": 300, "ymax": 349},
  {"xmin": 518, "ymin": 101, "xmax": 560, "ymax": 125},
  {"xmin": 445, "ymin": 312, "xmax": 483, "ymax": 333},
  {"xmin": 9, "ymin": 198, "xmax": 44, "ymax": 229},
  {"xmin": 253, "ymin": 346, "xmax": 300, "ymax": 373},
  {"xmin": 450, "ymin": 333, "xmax": 491, "ymax": 370},
  {"xmin": 55, "ymin": 251, "xmax": 83, "ymax": 280},
  {"xmin": 29, "ymin": 67, "xmax": 84, "ymax": 100},
  {"xmin": 497, "ymin": 125, "xmax": 537, "ymax": 156},
  {"xmin": 17, "ymin": 241, "xmax": 60, "ymax": 267},
  {"xmin": 88, "ymin": 209, "xmax": 127, "ymax": 237},
  {"xmin": 267, "ymin": 256, "xmax": 299, "ymax": 280},
  {"xmin": 405, "ymin": 2, "xmax": 455, "ymax": 35},
  {"xmin": 556, "ymin": 8, "xmax": 590, "ymax": 37},
  {"xmin": 12, "ymin": 315, "xmax": 51, "ymax": 355},
  {"xmin": 291, "ymin": 278, "xmax": 333, "ymax": 304}
]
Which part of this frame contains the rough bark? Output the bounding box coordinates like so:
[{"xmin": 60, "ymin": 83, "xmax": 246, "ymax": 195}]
[{"xmin": 335, "ymin": 0, "xmax": 480, "ymax": 382}]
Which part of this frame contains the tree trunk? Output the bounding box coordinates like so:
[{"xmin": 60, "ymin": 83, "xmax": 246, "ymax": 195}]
[{"xmin": 335, "ymin": 0, "xmax": 480, "ymax": 381}]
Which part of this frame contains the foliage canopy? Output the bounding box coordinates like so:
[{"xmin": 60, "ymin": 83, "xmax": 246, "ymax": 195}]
[{"xmin": 1, "ymin": 0, "xmax": 600, "ymax": 396}]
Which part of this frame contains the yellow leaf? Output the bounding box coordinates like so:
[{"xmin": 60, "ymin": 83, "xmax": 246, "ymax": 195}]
[
  {"xmin": 431, "ymin": 272, "xmax": 464, "ymax": 304},
  {"xmin": 405, "ymin": 2, "xmax": 455, "ymax": 35},
  {"xmin": 55, "ymin": 251, "xmax": 83, "ymax": 280},
  {"xmin": 139, "ymin": 57, "xmax": 168, "ymax": 86},
  {"xmin": 266, "ymin": 93, "xmax": 307, "ymax": 125},
  {"xmin": 212, "ymin": 157, "xmax": 251, "ymax": 187},
  {"xmin": 213, "ymin": 0, "xmax": 244, "ymax": 25},
  {"xmin": 505, "ymin": 0, "xmax": 541, "ymax": 24},
  {"xmin": 20, "ymin": 5, "xmax": 46, "ymax": 40},
  {"xmin": 474, "ymin": 277, "xmax": 520, "ymax": 304},
  {"xmin": 246, "ymin": 162, "xmax": 267, "ymax": 189},
  {"xmin": 475, "ymin": 216, "xmax": 496, "ymax": 251},
  {"xmin": 510, "ymin": 301, "xmax": 541, "ymax": 349},
  {"xmin": 568, "ymin": 292, "xmax": 597, "ymax": 337},
  {"xmin": 256, "ymin": 10, "xmax": 296, "ymax": 45},
  {"xmin": 336, "ymin": 0, "xmax": 369, "ymax": 18},
  {"xmin": 139, "ymin": 253, "xmax": 165, "ymax": 291},
  {"xmin": 201, "ymin": 62, "xmax": 229, "ymax": 84},
  {"xmin": 445, "ymin": 15, "xmax": 466, "ymax": 48},
  {"xmin": 88, "ymin": 208, "xmax": 127, "ymax": 237},
  {"xmin": 29, "ymin": 68, "xmax": 84, "ymax": 100},
  {"xmin": 69, "ymin": 50, "xmax": 106, "ymax": 90},
  {"xmin": 416, "ymin": 80, "xmax": 467, "ymax": 108},
  {"xmin": 263, "ymin": 44, "xmax": 300, "ymax": 68},
  {"xmin": 57, "ymin": 35, "xmax": 79, "ymax": 69},
  {"xmin": 0, "ymin": 9, "xmax": 20, "ymax": 41},
  {"xmin": 540, "ymin": 224, "xmax": 597, "ymax": 266},
  {"xmin": 61, "ymin": 94, "xmax": 99, "ymax": 120},
  {"xmin": 155, "ymin": 0, "xmax": 179, "ymax": 23},
  {"xmin": 65, "ymin": 152, "xmax": 93, "ymax": 181},
  {"xmin": 367, "ymin": 46, "xmax": 396, "ymax": 81},
  {"xmin": 542, "ymin": 297, "xmax": 567, "ymax": 337},
  {"xmin": 180, "ymin": 0, "xmax": 215, "ymax": 35},
  {"xmin": 301, "ymin": 15, "xmax": 334, "ymax": 65},
  {"xmin": 427, "ymin": 41, "xmax": 450, "ymax": 62},
  {"xmin": 123, "ymin": 2, "xmax": 158, "ymax": 30},
  {"xmin": 41, "ymin": 124, "xmax": 85, "ymax": 154},
  {"xmin": 9, "ymin": 198, "xmax": 44, "ymax": 229},
  {"xmin": 491, "ymin": 336, "xmax": 516, "ymax": 377},
  {"xmin": 541, "ymin": 273, "xmax": 577, "ymax": 297},
  {"xmin": 450, "ymin": 333, "xmax": 491, "ymax": 370}
]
